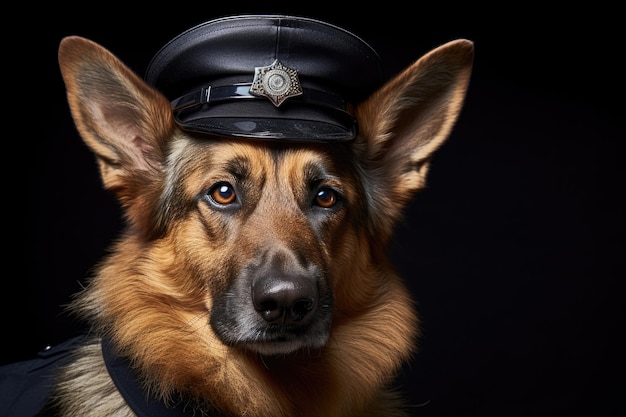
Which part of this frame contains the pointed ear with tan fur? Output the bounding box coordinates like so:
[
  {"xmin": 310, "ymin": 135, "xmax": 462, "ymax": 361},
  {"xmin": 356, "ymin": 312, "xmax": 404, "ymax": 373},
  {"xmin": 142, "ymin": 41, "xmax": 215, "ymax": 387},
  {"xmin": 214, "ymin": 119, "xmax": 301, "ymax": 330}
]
[
  {"xmin": 58, "ymin": 36, "xmax": 176, "ymax": 234},
  {"xmin": 355, "ymin": 39, "xmax": 474, "ymax": 239}
]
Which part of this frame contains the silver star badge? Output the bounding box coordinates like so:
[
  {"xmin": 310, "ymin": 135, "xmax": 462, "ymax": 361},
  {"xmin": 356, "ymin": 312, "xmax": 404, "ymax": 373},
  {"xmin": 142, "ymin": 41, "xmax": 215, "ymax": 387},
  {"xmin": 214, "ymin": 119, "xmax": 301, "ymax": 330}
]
[{"xmin": 249, "ymin": 60, "xmax": 303, "ymax": 107}]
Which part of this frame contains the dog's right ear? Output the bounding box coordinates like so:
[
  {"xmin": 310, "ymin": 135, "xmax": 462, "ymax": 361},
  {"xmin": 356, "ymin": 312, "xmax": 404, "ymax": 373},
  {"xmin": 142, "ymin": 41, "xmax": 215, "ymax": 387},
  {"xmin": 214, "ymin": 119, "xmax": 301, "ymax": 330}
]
[{"xmin": 58, "ymin": 36, "xmax": 175, "ymax": 232}]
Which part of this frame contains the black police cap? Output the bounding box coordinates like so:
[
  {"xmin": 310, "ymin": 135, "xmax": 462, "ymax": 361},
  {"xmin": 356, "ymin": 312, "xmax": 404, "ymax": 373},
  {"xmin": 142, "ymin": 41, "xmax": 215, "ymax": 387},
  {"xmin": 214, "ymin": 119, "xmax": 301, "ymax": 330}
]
[{"xmin": 145, "ymin": 15, "xmax": 384, "ymax": 142}]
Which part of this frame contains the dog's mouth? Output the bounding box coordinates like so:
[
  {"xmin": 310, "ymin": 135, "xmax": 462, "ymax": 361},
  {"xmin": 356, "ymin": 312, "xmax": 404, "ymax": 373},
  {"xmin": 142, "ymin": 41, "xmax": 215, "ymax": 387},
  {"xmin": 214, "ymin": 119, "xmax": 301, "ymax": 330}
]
[
  {"xmin": 243, "ymin": 326, "xmax": 331, "ymax": 356},
  {"xmin": 211, "ymin": 294, "xmax": 334, "ymax": 356}
]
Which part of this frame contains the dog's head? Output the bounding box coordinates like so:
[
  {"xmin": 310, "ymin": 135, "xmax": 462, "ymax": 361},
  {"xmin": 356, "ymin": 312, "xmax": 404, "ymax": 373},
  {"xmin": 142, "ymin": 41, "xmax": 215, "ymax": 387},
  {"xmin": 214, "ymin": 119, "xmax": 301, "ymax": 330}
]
[{"xmin": 58, "ymin": 15, "xmax": 472, "ymax": 412}]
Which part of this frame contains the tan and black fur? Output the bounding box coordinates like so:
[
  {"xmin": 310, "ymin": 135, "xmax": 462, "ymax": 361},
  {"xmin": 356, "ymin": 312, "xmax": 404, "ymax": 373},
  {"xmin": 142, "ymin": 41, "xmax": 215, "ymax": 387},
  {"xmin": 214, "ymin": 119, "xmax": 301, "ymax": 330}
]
[{"xmin": 42, "ymin": 34, "xmax": 473, "ymax": 416}]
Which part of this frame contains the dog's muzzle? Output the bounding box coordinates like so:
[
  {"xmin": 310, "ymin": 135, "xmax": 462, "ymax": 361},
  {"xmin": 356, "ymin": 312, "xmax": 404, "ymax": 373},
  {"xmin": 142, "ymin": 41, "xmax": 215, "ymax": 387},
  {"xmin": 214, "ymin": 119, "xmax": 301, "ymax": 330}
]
[{"xmin": 209, "ymin": 253, "xmax": 333, "ymax": 356}]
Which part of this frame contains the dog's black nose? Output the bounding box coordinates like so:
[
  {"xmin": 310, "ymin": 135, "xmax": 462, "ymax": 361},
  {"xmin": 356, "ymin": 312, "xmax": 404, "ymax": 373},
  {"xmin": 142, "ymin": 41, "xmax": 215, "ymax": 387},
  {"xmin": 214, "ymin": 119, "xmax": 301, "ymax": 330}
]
[{"xmin": 252, "ymin": 275, "xmax": 317, "ymax": 323}]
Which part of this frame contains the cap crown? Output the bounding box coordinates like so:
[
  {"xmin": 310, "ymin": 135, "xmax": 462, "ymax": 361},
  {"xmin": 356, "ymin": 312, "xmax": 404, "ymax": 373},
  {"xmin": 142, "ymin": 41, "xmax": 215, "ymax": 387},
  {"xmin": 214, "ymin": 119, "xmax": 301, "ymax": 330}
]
[{"xmin": 145, "ymin": 15, "xmax": 384, "ymax": 141}]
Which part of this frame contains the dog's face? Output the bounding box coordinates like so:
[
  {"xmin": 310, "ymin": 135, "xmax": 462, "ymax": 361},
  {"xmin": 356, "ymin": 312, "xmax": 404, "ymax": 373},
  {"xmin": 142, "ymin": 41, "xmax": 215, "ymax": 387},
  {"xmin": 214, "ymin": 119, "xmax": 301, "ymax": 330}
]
[
  {"xmin": 167, "ymin": 139, "xmax": 366, "ymax": 355},
  {"xmin": 58, "ymin": 34, "xmax": 473, "ymax": 414}
]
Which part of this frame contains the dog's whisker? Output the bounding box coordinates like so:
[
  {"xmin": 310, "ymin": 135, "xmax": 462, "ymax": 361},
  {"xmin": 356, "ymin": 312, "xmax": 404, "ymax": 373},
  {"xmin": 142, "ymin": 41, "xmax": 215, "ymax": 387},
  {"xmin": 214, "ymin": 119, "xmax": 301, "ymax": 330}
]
[
  {"xmin": 180, "ymin": 311, "xmax": 211, "ymax": 332},
  {"xmin": 259, "ymin": 355, "xmax": 270, "ymax": 370}
]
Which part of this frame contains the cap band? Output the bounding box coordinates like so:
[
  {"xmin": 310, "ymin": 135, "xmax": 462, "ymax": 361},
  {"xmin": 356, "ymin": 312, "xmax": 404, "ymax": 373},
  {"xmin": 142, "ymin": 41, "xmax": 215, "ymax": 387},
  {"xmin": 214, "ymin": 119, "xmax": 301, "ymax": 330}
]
[{"xmin": 172, "ymin": 84, "xmax": 351, "ymax": 117}]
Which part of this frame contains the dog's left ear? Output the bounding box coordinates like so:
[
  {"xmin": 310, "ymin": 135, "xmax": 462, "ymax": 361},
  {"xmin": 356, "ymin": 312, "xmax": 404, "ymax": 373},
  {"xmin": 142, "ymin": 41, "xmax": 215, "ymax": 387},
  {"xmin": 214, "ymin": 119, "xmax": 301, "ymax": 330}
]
[{"xmin": 355, "ymin": 39, "xmax": 474, "ymax": 238}]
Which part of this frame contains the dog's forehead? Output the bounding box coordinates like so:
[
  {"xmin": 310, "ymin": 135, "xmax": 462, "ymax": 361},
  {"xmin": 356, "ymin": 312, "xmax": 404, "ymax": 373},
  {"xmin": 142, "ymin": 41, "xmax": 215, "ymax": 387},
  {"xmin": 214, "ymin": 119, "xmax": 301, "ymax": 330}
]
[
  {"xmin": 171, "ymin": 136, "xmax": 348, "ymax": 179},
  {"xmin": 166, "ymin": 138, "xmax": 358, "ymax": 209}
]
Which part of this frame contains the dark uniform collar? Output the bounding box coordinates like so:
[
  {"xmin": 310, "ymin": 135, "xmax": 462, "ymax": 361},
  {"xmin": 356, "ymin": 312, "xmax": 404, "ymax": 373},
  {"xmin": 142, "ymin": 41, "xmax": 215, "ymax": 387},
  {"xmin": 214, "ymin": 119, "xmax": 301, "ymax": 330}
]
[{"xmin": 101, "ymin": 337, "xmax": 214, "ymax": 417}]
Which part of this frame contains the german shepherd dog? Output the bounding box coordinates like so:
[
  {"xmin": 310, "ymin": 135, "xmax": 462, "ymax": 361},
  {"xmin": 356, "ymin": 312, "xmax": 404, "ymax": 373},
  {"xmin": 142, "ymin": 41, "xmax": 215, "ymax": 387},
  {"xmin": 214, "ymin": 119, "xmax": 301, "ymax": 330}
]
[{"xmin": 32, "ymin": 18, "xmax": 472, "ymax": 417}]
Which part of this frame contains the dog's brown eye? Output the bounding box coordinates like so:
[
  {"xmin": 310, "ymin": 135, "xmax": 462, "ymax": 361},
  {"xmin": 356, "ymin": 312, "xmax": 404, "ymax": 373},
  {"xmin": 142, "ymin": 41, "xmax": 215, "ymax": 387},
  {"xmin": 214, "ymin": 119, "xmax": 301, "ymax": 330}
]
[
  {"xmin": 315, "ymin": 188, "xmax": 337, "ymax": 208},
  {"xmin": 210, "ymin": 183, "xmax": 236, "ymax": 205}
]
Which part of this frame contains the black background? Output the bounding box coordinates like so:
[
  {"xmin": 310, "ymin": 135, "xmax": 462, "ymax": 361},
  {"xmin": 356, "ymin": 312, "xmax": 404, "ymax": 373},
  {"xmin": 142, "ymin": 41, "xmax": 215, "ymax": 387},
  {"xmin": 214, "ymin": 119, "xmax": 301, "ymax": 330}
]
[{"xmin": 10, "ymin": 4, "xmax": 624, "ymax": 416}]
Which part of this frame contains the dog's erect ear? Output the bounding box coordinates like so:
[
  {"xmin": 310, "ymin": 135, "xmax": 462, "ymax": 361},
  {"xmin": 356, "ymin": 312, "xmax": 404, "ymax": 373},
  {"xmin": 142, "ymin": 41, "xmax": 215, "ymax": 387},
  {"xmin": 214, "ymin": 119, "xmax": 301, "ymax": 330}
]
[
  {"xmin": 355, "ymin": 39, "xmax": 474, "ymax": 239},
  {"xmin": 58, "ymin": 36, "xmax": 175, "ymax": 232}
]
